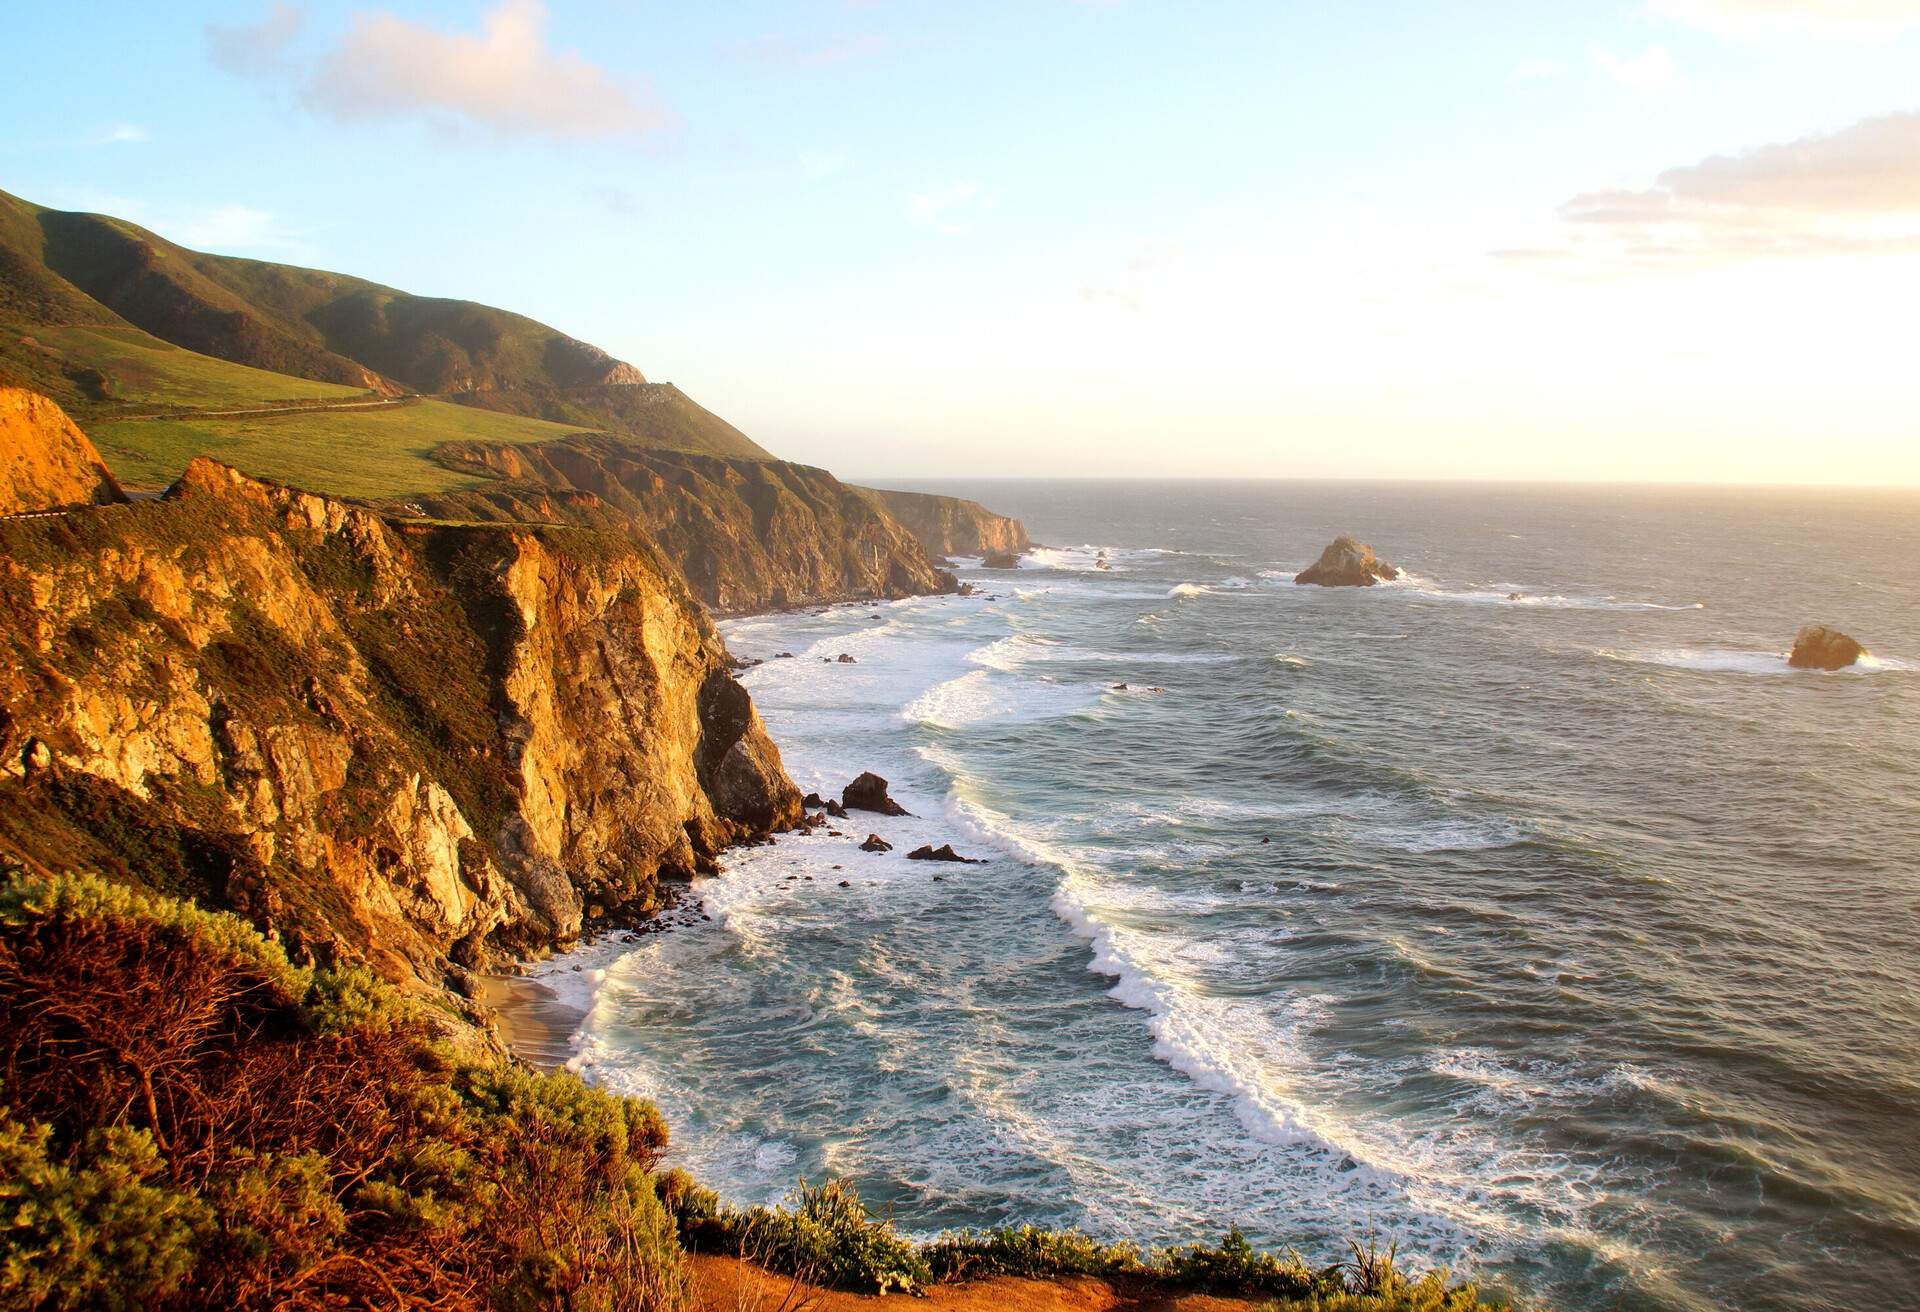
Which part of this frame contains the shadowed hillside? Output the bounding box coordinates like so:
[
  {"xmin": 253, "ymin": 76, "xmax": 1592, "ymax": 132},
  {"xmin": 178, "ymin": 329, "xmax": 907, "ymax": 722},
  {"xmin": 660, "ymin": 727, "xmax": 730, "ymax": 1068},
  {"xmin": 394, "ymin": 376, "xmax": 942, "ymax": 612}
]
[{"xmin": 0, "ymin": 188, "xmax": 771, "ymax": 461}]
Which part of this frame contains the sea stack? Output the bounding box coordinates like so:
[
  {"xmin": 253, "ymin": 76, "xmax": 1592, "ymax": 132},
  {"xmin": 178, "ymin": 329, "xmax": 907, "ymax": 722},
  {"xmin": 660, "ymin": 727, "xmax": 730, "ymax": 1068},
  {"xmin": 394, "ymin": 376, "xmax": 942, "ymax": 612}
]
[
  {"xmin": 1787, "ymin": 626, "xmax": 1866, "ymax": 671},
  {"xmin": 982, "ymin": 550, "xmax": 1022, "ymax": 569},
  {"xmin": 1295, "ymin": 535, "xmax": 1399, "ymax": 587}
]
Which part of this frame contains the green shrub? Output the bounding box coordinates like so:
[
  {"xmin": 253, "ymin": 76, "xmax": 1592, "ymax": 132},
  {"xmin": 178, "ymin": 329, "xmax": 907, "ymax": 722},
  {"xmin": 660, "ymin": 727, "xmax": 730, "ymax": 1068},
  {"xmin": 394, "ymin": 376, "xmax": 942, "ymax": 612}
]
[
  {"xmin": 725, "ymin": 1178, "xmax": 932, "ymax": 1295},
  {"xmin": 0, "ymin": 869, "xmax": 690, "ymax": 1310},
  {"xmin": 0, "ymin": 1112, "xmax": 208, "ymax": 1310},
  {"xmin": 1160, "ymin": 1226, "xmax": 1330, "ymax": 1297},
  {"xmin": 924, "ymin": 1224, "xmax": 1145, "ymax": 1281}
]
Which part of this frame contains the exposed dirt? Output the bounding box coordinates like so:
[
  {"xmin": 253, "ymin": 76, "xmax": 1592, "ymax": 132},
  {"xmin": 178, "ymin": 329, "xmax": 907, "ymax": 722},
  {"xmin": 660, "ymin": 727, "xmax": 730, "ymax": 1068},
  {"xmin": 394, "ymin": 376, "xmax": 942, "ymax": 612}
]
[{"xmin": 689, "ymin": 1254, "xmax": 1270, "ymax": 1312}]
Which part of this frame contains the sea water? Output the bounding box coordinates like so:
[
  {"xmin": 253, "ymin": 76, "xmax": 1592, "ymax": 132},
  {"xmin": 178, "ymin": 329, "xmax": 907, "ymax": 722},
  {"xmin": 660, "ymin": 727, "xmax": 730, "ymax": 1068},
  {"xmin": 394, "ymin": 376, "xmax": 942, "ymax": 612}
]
[{"xmin": 537, "ymin": 480, "xmax": 1920, "ymax": 1312}]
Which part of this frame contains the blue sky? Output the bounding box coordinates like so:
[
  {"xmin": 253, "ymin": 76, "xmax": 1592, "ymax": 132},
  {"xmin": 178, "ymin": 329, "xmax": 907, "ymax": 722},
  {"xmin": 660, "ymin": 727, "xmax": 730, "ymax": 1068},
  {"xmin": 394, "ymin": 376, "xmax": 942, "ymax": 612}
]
[{"xmin": 5, "ymin": 1, "xmax": 1919, "ymax": 483}]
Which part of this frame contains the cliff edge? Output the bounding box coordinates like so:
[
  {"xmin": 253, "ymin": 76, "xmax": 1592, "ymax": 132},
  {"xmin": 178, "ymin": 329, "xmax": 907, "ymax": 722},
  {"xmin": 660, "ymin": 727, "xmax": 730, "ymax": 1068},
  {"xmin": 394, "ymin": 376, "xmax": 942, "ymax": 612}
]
[
  {"xmin": 419, "ymin": 435, "xmax": 960, "ymax": 613},
  {"xmin": 860, "ymin": 486, "xmax": 1030, "ymax": 558},
  {"xmin": 0, "ymin": 455, "xmax": 800, "ymax": 990},
  {"xmin": 0, "ymin": 386, "xmax": 124, "ymax": 514}
]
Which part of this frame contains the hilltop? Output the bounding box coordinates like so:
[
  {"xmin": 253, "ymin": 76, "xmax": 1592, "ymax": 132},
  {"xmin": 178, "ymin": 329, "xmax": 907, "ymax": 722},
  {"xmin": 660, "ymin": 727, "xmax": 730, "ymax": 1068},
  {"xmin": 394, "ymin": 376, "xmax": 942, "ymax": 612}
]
[{"xmin": 0, "ymin": 187, "xmax": 772, "ymax": 480}]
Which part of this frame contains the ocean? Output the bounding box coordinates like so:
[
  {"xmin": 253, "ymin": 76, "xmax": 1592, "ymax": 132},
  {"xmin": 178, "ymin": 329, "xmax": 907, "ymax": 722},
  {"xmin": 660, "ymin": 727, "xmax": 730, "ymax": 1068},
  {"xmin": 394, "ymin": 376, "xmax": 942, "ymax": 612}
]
[{"xmin": 533, "ymin": 480, "xmax": 1920, "ymax": 1312}]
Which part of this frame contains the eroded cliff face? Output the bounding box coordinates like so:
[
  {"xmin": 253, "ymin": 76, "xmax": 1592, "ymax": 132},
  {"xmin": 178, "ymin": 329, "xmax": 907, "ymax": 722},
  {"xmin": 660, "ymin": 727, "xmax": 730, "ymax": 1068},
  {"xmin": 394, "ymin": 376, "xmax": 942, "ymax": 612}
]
[
  {"xmin": 0, "ymin": 457, "xmax": 800, "ymax": 988},
  {"xmin": 0, "ymin": 386, "xmax": 124, "ymax": 514},
  {"xmin": 859, "ymin": 486, "xmax": 1031, "ymax": 558},
  {"xmin": 417, "ymin": 436, "xmax": 960, "ymax": 613}
]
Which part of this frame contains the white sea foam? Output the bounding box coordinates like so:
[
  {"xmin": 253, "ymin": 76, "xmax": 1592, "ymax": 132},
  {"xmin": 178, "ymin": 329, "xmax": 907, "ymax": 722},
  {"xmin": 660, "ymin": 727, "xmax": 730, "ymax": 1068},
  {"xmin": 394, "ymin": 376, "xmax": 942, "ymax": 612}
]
[
  {"xmin": 1600, "ymin": 647, "xmax": 1913, "ymax": 676},
  {"xmin": 1168, "ymin": 582, "xmax": 1209, "ymax": 598}
]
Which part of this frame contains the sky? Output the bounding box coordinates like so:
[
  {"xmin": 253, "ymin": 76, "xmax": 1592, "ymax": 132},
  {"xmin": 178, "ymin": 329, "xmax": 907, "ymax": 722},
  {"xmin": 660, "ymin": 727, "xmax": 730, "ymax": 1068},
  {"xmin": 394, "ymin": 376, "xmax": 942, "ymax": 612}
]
[{"xmin": 4, "ymin": 1, "xmax": 1919, "ymax": 485}]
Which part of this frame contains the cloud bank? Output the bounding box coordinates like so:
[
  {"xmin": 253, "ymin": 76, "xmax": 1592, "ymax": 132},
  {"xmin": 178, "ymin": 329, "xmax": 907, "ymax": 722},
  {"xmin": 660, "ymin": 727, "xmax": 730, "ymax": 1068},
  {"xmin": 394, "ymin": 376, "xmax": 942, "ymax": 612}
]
[
  {"xmin": 210, "ymin": 0, "xmax": 675, "ymax": 143},
  {"xmin": 1528, "ymin": 110, "xmax": 1920, "ymax": 265}
]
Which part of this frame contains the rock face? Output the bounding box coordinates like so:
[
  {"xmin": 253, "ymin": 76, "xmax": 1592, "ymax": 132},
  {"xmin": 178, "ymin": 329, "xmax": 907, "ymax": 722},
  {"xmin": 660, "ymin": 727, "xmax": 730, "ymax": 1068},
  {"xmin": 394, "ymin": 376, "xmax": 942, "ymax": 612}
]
[
  {"xmin": 906, "ymin": 844, "xmax": 985, "ymax": 864},
  {"xmin": 0, "ymin": 387, "xmax": 124, "ymax": 515},
  {"xmin": 860, "ymin": 487, "xmax": 1031, "ymax": 558},
  {"xmin": 0, "ymin": 457, "xmax": 801, "ymax": 988},
  {"xmin": 1788, "ymin": 626, "xmax": 1866, "ymax": 671},
  {"xmin": 417, "ymin": 437, "xmax": 959, "ymax": 614},
  {"xmin": 1294, "ymin": 536, "xmax": 1399, "ymax": 587},
  {"xmin": 843, "ymin": 772, "xmax": 909, "ymax": 817}
]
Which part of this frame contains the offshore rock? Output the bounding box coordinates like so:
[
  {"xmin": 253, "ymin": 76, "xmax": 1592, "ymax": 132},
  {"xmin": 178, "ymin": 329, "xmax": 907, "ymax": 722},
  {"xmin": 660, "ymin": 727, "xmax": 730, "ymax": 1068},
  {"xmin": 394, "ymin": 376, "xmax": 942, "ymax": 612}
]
[
  {"xmin": 1788, "ymin": 626, "xmax": 1866, "ymax": 671},
  {"xmin": 907, "ymin": 844, "xmax": 985, "ymax": 864},
  {"xmin": 843, "ymin": 772, "xmax": 909, "ymax": 816},
  {"xmin": 1295, "ymin": 535, "xmax": 1399, "ymax": 587},
  {"xmin": 859, "ymin": 834, "xmax": 893, "ymax": 853},
  {"xmin": 982, "ymin": 551, "xmax": 1022, "ymax": 570}
]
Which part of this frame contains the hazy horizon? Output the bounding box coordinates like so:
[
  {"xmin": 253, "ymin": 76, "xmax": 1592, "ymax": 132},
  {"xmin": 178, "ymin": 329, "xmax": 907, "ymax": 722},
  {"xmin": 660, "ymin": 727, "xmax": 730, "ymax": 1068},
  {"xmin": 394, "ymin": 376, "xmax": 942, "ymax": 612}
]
[{"xmin": 7, "ymin": 1, "xmax": 1919, "ymax": 484}]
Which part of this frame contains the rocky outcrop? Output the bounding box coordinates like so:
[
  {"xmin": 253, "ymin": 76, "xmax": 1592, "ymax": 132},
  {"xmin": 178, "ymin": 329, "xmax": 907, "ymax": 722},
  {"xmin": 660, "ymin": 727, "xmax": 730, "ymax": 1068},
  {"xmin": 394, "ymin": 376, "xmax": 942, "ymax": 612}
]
[
  {"xmin": 1788, "ymin": 626, "xmax": 1866, "ymax": 671},
  {"xmin": 0, "ymin": 387, "xmax": 124, "ymax": 514},
  {"xmin": 907, "ymin": 844, "xmax": 985, "ymax": 864},
  {"xmin": 860, "ymin": 487, "xmax": 1030, "ymax": 558},
  {"xmin": 1295, "ymin": 536, "xmax": 1399, "ymax": 587},
  {"xmin": 843, "ymin": 771, "xmax": 909, "ymax": 816},
  {"xmin": 0, "ymin": 457, "xmax": 800, "ymax": 989},
  {"xmin": 982, "ymin": 551, "xmax": 1022, "ymax": 570},
  {"xmin": 416, "ymin": 436, "xmax": 958, "ymax": 613}
]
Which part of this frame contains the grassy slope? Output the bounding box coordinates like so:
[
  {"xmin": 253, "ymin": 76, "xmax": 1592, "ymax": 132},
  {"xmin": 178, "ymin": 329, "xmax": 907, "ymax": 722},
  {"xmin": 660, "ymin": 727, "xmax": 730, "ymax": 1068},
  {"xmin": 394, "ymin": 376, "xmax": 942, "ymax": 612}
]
[
  {"xmin": 27, "ymin": 325, "xmax": 366, "ymax": 410},
  {"xmin": 90, "ymin": 398, "xmax": 594, "ymax": 497},
  {"xmin": 1, "ymin": 186, "xmax": 774, "ymax": 462}
]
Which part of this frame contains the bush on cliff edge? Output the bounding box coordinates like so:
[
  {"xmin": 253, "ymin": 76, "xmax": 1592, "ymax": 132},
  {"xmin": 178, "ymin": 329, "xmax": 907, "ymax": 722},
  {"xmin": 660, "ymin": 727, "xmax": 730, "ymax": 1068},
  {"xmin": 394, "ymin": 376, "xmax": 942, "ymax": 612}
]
[{"xmin": 0, "ymin": 870, "xmax": 689, "ymax": 1311}]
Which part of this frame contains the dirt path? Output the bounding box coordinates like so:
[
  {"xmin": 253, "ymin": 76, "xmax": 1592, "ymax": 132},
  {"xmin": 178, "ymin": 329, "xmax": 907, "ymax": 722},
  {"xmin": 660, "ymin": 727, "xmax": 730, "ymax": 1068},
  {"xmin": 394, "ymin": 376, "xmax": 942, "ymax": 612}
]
[
  {"xmin": 119, "ymin": 395, "xmax": 415, "ymax": 422},
  {"xmin": 689, "ymin": 1255, "xmax": 1270, "ymax": 1312}
]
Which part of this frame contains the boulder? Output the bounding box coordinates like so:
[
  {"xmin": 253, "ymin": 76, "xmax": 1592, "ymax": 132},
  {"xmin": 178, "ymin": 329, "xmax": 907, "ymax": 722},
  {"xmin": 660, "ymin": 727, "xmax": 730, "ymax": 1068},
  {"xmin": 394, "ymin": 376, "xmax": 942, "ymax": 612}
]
[
  {"xmin": 907, "ymin": 844, "xmax": 986, "ymax": 864},
  {"xmin": 837, "ymin": 653, "xmax": 858, "ymax": 664},
  {"xmin": 1294, "ymin": 535, "xmax": 1398, "ymax": 587},
  {"xmin": 1788, "ymin": 626, "xmax": 1866, "ymax": 671},
  {"xmin": 859, "ymin": 834, "xmax": 893, "ymax": 853},
  {"xmin": 0, "ymin": 387, "xmax": 125, "ymax": 515},
  {"xmin": 802, "ymin": 792, "xmax": 825, "ymax": 808},
  {"xmin": 843, "ymin": 772, "xmax": 909, "ymax": 816},
  {"xmin": 824, "ymin": 799, "xmax": 848, "ymax": 819},
  {"xmin": 982, "ymin": 550, "xmax": 1021, "ymax": 569}
]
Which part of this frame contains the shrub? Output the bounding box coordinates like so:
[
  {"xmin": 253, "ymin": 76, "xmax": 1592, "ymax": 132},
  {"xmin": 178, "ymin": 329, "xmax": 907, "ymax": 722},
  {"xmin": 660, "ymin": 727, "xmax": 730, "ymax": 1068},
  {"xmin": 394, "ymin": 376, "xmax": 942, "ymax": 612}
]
[
  {"xmin": 1160, "ymin": 1226, "xmax": 1330, "ymax": 1298},
  {"xmin": 724, "ymin": 1178, "xmax": 932, "ymax": 1295},
  {"xmin": 0, "ymin": 869, "xmax": 689, "ymax": 1310},
  {"xmin": 924, "ymin": 1224, "xmax": 1144, "ymax": 1281}
]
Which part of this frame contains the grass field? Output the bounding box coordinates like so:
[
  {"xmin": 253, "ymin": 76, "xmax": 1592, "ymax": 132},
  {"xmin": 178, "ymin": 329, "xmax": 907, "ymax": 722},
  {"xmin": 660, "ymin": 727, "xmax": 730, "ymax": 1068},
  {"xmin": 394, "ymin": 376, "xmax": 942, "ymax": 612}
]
[
  {"xmin": 30, "ymin": 325, "xmax": 369, "ymax": 410},
  {"xmin": 90, "ymin": 398, "xmax": 595, "ymax": 497}
]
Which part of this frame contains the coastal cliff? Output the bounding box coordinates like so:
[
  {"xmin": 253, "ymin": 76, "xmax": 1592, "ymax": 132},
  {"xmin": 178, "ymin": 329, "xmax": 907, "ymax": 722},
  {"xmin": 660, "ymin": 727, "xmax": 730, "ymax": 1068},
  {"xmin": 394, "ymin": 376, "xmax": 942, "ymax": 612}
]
[
  {"xmin": 0, "ymin": 385, "xmax": 124, "ymax": 514},
  {"xmin": 0, "ymin": 453, "xmax": 800, "ymax": 990},
  {"xmin": 860, "ymin": 485, "xmax": 1030, "ymax": 558},
  {"xmin": 416, "ymin": 434, "xmax": 961, "ymax": 613}
]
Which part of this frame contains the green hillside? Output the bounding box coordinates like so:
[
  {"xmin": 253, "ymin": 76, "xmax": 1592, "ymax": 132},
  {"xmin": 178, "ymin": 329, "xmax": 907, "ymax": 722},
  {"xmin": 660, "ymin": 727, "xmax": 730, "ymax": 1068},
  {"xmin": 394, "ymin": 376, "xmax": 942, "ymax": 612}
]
[
  {"xmin": 90, "ymin": 398, "xmax": 595, "ymax": 498},
  {"xmin": 0, "ymin": 187, "xmax": 773, "ymax": 462}
]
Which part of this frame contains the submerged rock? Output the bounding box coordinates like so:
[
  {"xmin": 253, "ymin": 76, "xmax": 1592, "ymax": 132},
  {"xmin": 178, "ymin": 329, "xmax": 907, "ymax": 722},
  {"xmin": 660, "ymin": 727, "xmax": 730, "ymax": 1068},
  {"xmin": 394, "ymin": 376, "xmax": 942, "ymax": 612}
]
[
  {"xmin": 1788, "ymin": 625, "xmax": 1866, "ymax": 671},
  {"xmin": 836, "ymin": 653, "xmax": 858, "ymax": 664},
  {"xmin": 859, "ymin": 834, "xmax": 893, "ymax": 853},
  {"xmin": 1295, "ymin": 535, "xmax": 1399, "ymax": 587},
  {"xmin": 907, "ymin": 844, "xmax": 986, "ymax": 864},
  {"xmin": 843, "ymin": 771, "xmax": 909, "ymax": 816}
]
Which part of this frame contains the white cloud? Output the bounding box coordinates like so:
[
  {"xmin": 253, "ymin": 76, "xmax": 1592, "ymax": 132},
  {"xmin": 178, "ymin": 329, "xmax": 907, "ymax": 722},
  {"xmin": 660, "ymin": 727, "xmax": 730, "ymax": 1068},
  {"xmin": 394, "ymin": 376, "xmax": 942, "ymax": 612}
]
[
  {"xmin": 906, "ymin": 182, "xmax": 990, "ymax": 235},
  {"xmin": 1524, "ymin": 110, "xmax": 1920, "ymax": 266},
  {"xmin": 209, "ymin": 0, "xmax": 675, "ymax": 142},
  {"xmin": 206, "ymin": 2, "xmax": 302, "ymax": 76},
  {"xmin": 304, "ymin": 0, "xmax": 674, "ymax": 141},
  {"xmin": 1650, "ymin": 0, "xmax": 1920, "ymax": 37},
  {"xmin": 1590, "ymin": 44, "xmax": 1682, "ymax": 94},
  {"xmin": 95, "ymin": 124, "xmax": 149, "ymax": 146}
]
